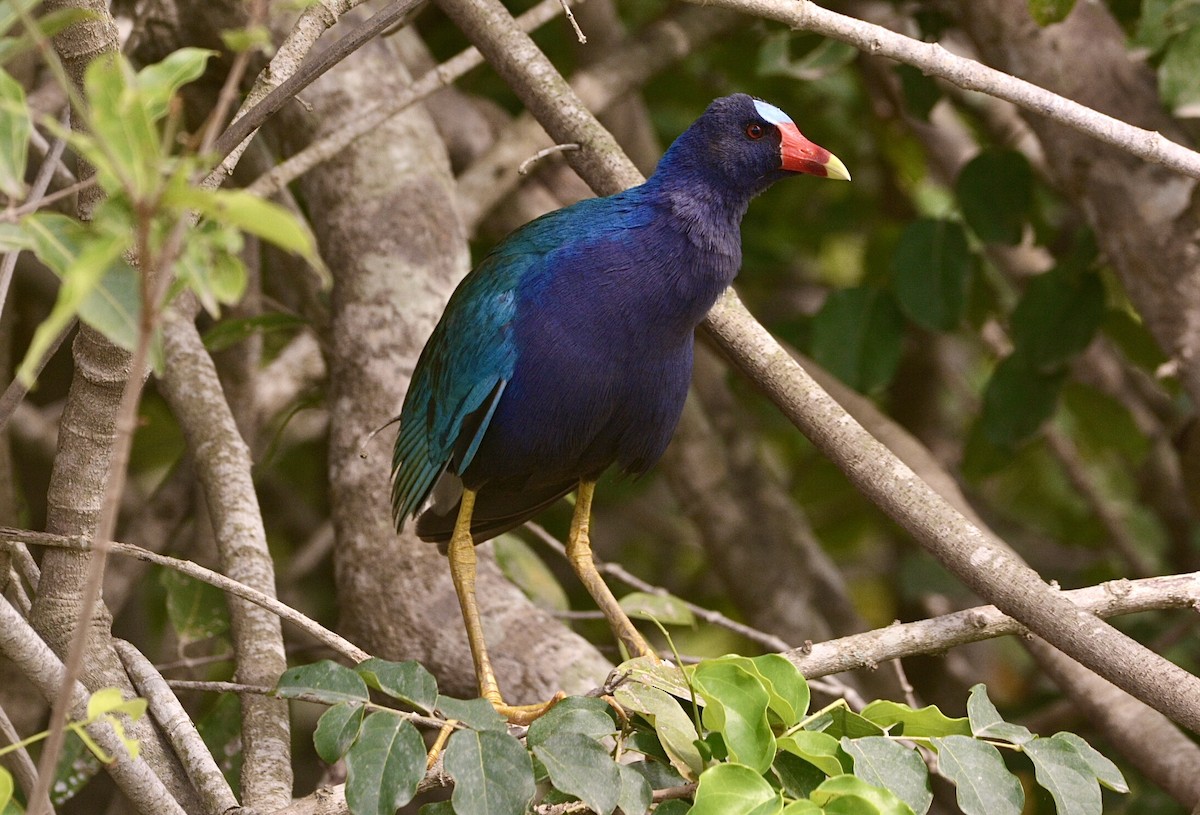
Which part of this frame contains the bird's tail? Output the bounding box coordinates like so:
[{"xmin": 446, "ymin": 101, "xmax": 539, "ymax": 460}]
[{"xmin": 416, "ymin": 479, "xmax": 577, "ymax": 550}]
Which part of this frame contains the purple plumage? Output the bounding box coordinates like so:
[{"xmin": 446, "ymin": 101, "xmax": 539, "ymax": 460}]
[{"xmin": 392, "ymin": 93, "xmax": 849, "ymax": 542}]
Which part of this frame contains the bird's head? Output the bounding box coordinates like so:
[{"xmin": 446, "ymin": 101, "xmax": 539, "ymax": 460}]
[{"xmin": 656, "ymin": 93, "xmax": 850, "ymax": 200}]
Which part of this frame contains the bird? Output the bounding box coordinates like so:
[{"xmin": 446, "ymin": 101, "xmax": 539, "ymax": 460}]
[{"xmin": 391, "ymin": 93, "xmax": 849, "ymax": 722}]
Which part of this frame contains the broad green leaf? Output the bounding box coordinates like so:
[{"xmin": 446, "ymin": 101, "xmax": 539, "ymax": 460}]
[
  {"xmin": 84, "ymin": 53, "xmax": 158, "ymax": 196},
  {"xmin": 816, "ymin": 707, "xmax": 886, "ymax": 740},
  {"xmin": 17, "ymin": 213, "xmax": 128, "ymax": 384},
  {"xmin": 777, "ymin": 731, "xmax": 845, "ymax": 777},
  {"xmin": 842, "ymin": 737, "xmax": 931, "ymax": 815},
  {"xmin": 0, "ymin": 68, "xmax": 30, "ymax": 198},
  {"xmin": 613, "ymin": 683, "xmax": 704, "ymax": 779},
  {"xmin": 344, "ymin": 712, "xmax": 426, "ymax": 815},
  {"xmin": 444, "ymin": 729, "xmax": 535, "ymax": 815},
  {"xmin": 355, "ymin": 658, "xmax": 438, "ymax": 712},
  {"xmin": 810, "ymin": 286, "xmax": 905, "ymax": 393},
  {"xmin": 1052, "ymin": 732, "xmax": 1127, "ymax": 792},
  {"xmin": 757, "ymin": 31, "xmax": 857, "ymax": 81},
  {"xmin": 692, "ymin": 661, "xmax": 775, "ymax": 773},
  {"xmin": 0, "ymin": 0, "xmax": 39, "ymax": 37},
  {"xmin": 979, "ymin": 352, "xmax": 1066, "ymax": 447},
  {"xmin": 1025, "ymin": 736, "xmax": 1102, "ymax": 815},
  {"xmin": 171, "ymin": 186, "xmax": 315, "ymax": 257},
  {"xmin": 78, "ymin": 260, "xmax": 141, "ymax": 355},
  {"xmin": 811, "ymin": 774, "xmax": 915, "ymax": 815},
  {"xmin": 619, "ymin": 656, "xmax": 694, "ymax": 700},
  {"xmin": 0, "ymin": 767, "xmax": 11, "ymax": 813},
  {"xmin": 221, "ymin": 25, "xmax": 273, "ymax": 54},
  {"xmin": 1134, "ymin": 0, "xmax": 1200, "ymax": 54},
  {"xmin": 781, "ymin": 802, "xmax": 822, "ymax": 815},
  {"xmin": 890, "ymin": 218, "xmax": 972, "ymax": 331},
  {"xmin": 691, "ymin": 763, "xmax": 781, "ymax": 815},
  {"xmin": 160, "ymin": 569, "xmax": 230, "ymax": 644},
  {"xmin": 527, "ymin": 696, "xmax": 615, "ymax": 747},
  {"xmin": 1028, "ymin": 0, "xmax": 1077, "ymax": 24},
  {"xmin": 420, "ymin": 803, "xmax": 456, "ymax": 815},
  {"xmin": 202, "ymin": 312, "xmax": 306, "ymax": 352},
  {"xmin": 616, "ymin": 761, "xmax": 653, "ymax": 815},
  {"xmin": 620, "ymin": 591, "xmax": 695, "ymax": 626},
  {"xmin": 773, "ymin": 750, "xmax": 825, "ymax": 799},
  {"xmin": 196, "ymin": 693, "xmax": 242, "ymax": 789},
  {"xmin": 859, "ymin": 700, "xmax": 971, "ymax": 738},
  {"xmin": 931, "ymin": 736, "xmax": 1023, "ymax": 815},
  {"xmin": 52, "ymin": 731, "xmax": 100, "ymax": 806},
  {"xmin": 1010, "ymin": 269, "xmax": 1105, "ymax": 372},
  {"xmin": 314, "ymin": 701, "xmax": 365, "ymax": 764},
  {"xmin": 655, "ymin": 800, "xmax": 692, "ymax": 815},
  {"xmin": 746, "ymin": 654, "xmax": 810, "ymax": 728},
  {"xmin": 955, "ymin": 150, "xmax": 1032, "ymax": 245},
  {"xmin": 433, "ymin": 696, "xmax": 507, "ymax": 731},
  {"xmin": 134, "ymin": 48, "xmax": 215, "ymax": 121},
  {"xmin": 275, "ymin": 659, "xmax": 369, "ymax": 704},
  {"xmin": 494, "ymin": 533, "xmax": 569, "ymax": 611},
  {"xmin": 1160, "ymin": 26, "xmax": 1200, "ymax": 116},
  {"xmin": 966, "ymin": 685, "xmax": 1033, "ymax": 745},
  {"xmin": 896, "ymin": 64, "xmax": 940, "ymax": 121},
  {"xmin": 533, "ymin": 731, "xmax": 621, "ymax": 815},
  {"xmin": 0, "ymin": 221, "xmax": 30, "ymax": 250}
]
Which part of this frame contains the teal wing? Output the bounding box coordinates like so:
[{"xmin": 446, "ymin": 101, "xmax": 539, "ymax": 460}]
[{"xmin": 390, "ymin": 248, "xmax": 525, "ymax": 530}]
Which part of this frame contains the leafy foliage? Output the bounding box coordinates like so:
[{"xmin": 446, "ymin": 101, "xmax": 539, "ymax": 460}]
[{"xmin": 277, "ymin": 659, "xmax": 1124, "ymax": 815}]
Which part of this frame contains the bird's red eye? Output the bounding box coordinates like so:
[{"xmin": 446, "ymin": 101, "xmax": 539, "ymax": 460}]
[{"xmin": 745, "ymin": 123, "xmax": 765, "ymax": 140}]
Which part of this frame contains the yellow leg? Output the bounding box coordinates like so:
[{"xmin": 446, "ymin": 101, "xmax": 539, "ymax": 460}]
[
  {"xmin": 567, "ymin": 481, "xmax": 659, "ymax": 661},
  {"xmin": 447, "ymin": 488, "xmax": 562, "ymax": 724}
]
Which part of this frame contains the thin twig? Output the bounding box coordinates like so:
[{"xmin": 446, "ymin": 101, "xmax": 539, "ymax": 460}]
[
  {"xmin": 559, "ymin": 0, "xmax": 586, "ymax": 43},
  {"xmin": 0, "ymin": 526, "xmax": 369, "ymax": 663},
  {"xmin": 517, "ymin": 143, "xmax": 580, "ymax": 175}
]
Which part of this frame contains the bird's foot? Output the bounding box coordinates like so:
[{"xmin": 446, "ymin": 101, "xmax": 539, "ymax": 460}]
[{"xmin": 486, "ymin": 690, "xmax": 567, "ymax": 725}]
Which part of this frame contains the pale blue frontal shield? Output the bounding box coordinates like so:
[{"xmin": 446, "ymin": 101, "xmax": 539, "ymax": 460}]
[{"xmin": 752, "ymin": 99, "xmax": 794, "ymax": 126}]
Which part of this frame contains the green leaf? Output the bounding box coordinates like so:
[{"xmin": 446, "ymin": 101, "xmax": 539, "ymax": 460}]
[
  {"xmin": 444, "ymin": 729, "xmax": 535, "ymax": 815},
  {"xmin": 815, "ymin": 708, "xmax": 886, "ymax": 740},
  {"xmin": 896, "ymin": 64, "xmax": 940, "ymax": 121},
  {"xmin": 842, "ymin": 737, "xmax": 931, "ymax": 815},
  {"xmin": 966, "ymin": 685, "xmax": 1033, "ymax": 745},
  {"xmin": 86, "ymin": 687, "xmax": 145, "ymax": 721},
  {"xmin": 613, "ymin": 683, "xmax": 704, "ymax": 779},
  {"xmin": 314, "ymin": 701, "xmax": 365, "ymax": 764},
  {"xmin": 955, "ymin": 150, "xmax": 1032, "ymax": 245},
  {"xmin": 0, "ymin": 0, "xmax": 40, "ymax": 38},
  {"xmin": 420, "ymin": 803, "xmax": 456, "ymax": 815},
  {"xmin": 778, "ymin": 731, "xmax": 845, "ymax": 777},
  {"xmin": 221, "ymin": 25, "xmax": 273, "ymax": 54},
  {"xmin": 691, "ymin": 764, "xmax": 781, "ymax": 815},
  {"xmin": 890, "ymin": 218, "xmax": 972, "ymax": 331},
  {"xmin": 0, "ymin": 767, "xmax": 11, "ymax": 813},
  {"xmin": 810, "ymin": 286, "xmax": 905, "ymax": 393},
  {"xmin": 433, "ymin": 696, "xmax": 507, "ymax": 731},
  {"xmin": 355, "ymin": 658, "xmax": 439, "ymax": 713},
  {"xmin": 275, "ymin": 660, "xmax": 369, "ymax": 704},
  {"xmin": 78, "ymin": 260, "xmax": 142, "ymax": 356},
  {"xmin": 757, "ymin": 31, "xmax": 857, "ymax": 81},
  {"xmin": 1028, "ymin": 0, "xmax": 1077, "ymax": 25},
  {"xmin": 344, "ymin": 712, "xmax": 426, "ymax": 815},
  {"xmin": 533, "ymin": 731, "xmax": 621, "ymax": 815},
  {"xmin": 746, "ymin": 655, "xmax": 809, "ymax": 729},
  {"xmin": 811, "ymin": 774, "xmax": 915, "ymax": 815},
  {"xmin": 171, "ymin": 186, "xmax": 315, "ymax": 257},
  {"xmin": 52, "ymin": 731, "xmax": 101, "ymax": 806},
  {"xmin": 527, "ymin": 696, "xmax": 615, "ymax": 747},
  {"xmin": 1010, "ymin": 269, "xmax": 1105, "ymax": 372},
  {"xmin": 1160, "ymin": 26, "xmax": 1200, "ymax": 117},
  {"xmin": 0, "ymin": 221, "xmax": 29, "ymax": 250},
  {"xmin": 0, "ymin": 68, "xmax": 30, "ymax": 198},
  {"xmin": 1051, "ymin": 732, "xmax": 1127, "ymax": 792},
  {"xmin": 616, "ymin": 762, "xmax": 653, "ymax": 815},
  {"xmin": 160, "ymin": 569, "xmax": 230, "ymax": 644},
  {"xmin": 781, "ymin": 802, "xmax": 822, "ymax": 815},
  {"xmin": 196, "ymin": 693, "xmax": 242, "ymax": 789},
  {"xmin": 859, "ymin": 700, "xmax": 971, "ymax": 738},
  {"xmin": 655, "ymin": 800, "xmax": 692, "ymax": 815},
  {"xmin": 931, "ymin": 736, "xmax": 1023, "ymax": 815},
  {"xmin": 17, "ymin": 213, "xmax": 130, "ymax": 384},
  {"xmin": 494, "ymin": 533, "xmax": 569, "ymax": 611},
  {"xmin": 620, "ymin": 591, "xmax": 695, "ymax": 626},
  {"xmin": 979, "ymin": 352, "xmax": 1067, "ymax": 447},
  {"xmin": 1024, "ymin": 736, "xmax": 1102, "ymax": 815},
  {"xmin": 84, "ymin": 52, "xmax": 158, "ymax": 196},
  {"xmin": 692, "ymin": 661, "xmax": 775, "ymax": 774},
  {"xmin": 134, "ymin": 47, "xmax": 215, "ymax": 121},
  {"xmin": 202, "ymin": 312, "xmax": 306, "ymax": 352}
]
